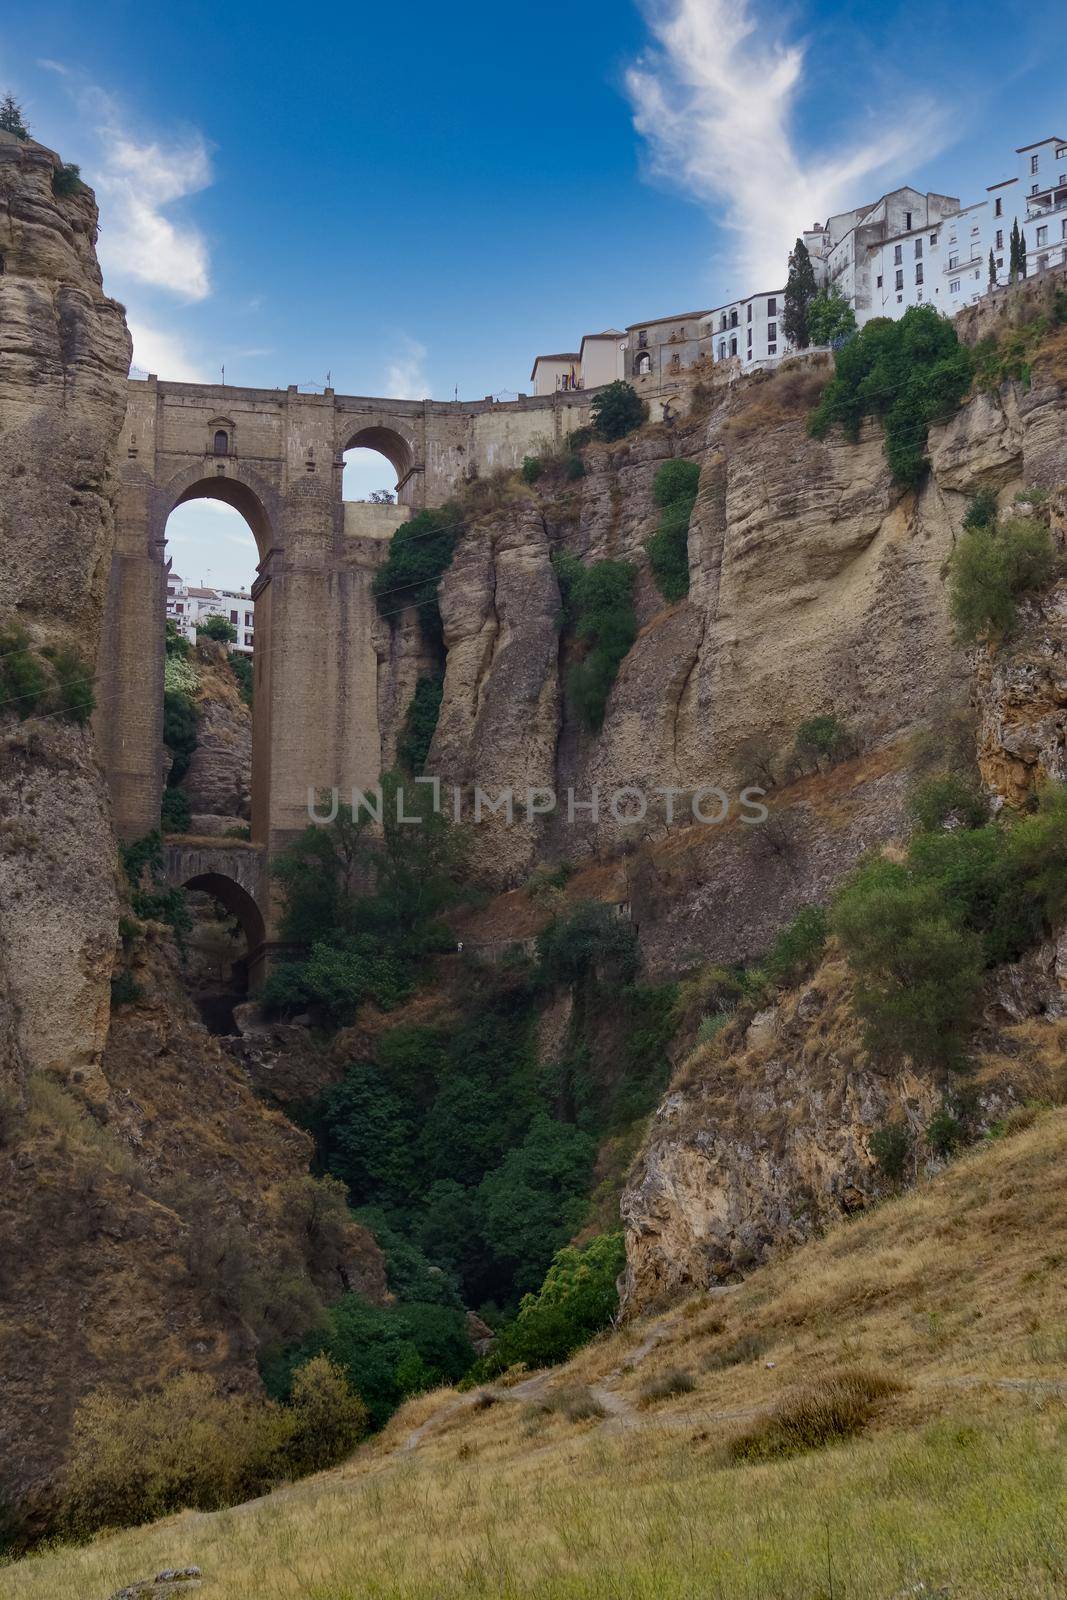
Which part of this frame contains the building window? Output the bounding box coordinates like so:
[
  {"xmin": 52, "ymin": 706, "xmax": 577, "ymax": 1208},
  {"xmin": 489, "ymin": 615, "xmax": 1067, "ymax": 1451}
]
[
  {"xmin": 244, "ymin": 632, "xmax": 254, "ymax": 647},
  {"xmin": 730, "ymin": 309, "xmax": 738, "ymax": 327},
  {"xmin": 948, "ymin": 253, "xmax": 959, "ymax": 270},
  {"xmin": 1031, "ymin": 154, "xmax": 1039, "ymax": 173},
  {"xmin": 994, "ymin": 197, "xmax": 1002, "ymax": 217},
  {"xmin": 950, "ymin": 279, "xmax": 961, "ymax": 294},
  {"xmin": 1058, "ymin": 147, "xmax": 1067, "ymax": 160},
  {"xmin": 718, "ymin": 341, "xmax": 726, "ymax": 360},
  {"xmin": 895, "ymin": 269, "xmax": 904, "ymax": 291},
  {"xmin": 915, "ymin": 263, "xmax": 924, "ymax": 285},
  {"xmin": 995, "ymin": 229, "xmax": 1003, "ymax": 250},
  {"xmin": 894, "ymin": 244, "xmax": 902, "ymax": 264},
  {"xmin": 229, "ymin": 609, "xmax": 238, "ymax": 624},
  {"xmin": 930, "ymin": 232, "xmax": 937, "ymax": 246},
  {"xmin": 747, "ymin": 303, "xmax": 752, "ymax": 322},
  {"xmin": 767, "ymin": 344, "xmax": 777, "ymax": 356},
  {"xmin": 766, "ymin": 296, "xmax": 777, "ymax": 315},
  {"xmin": 1031, "ymin": 183, "xmax": 1039, "ymax": 195},
  {"xmin": 634, "ymin": 351, "xmax": 651, "ymax": 376},
  {"xmin": 876, "ymin": 274, "xmax": 883, "ymax": 288},
  {"xmin": 914, "ymin": 238, "xmax": 922, "ymax": 258},
  {"xmin": 1038, "ymin": 255, "xmax": 1049, "ymax": 272},
  {"xmin": 213, "ymin": 429, "xmax": 229, "ymax": 455},
  {"xmin": 729, "ymin": 337, "xmax": 737, "ymax": 356},
  {"xmin": 905, "ymin": 211, "xmax": 912, "ymax": 231},
  {"xmin": 767, "ymin": 321, "xmax": 777, "ymax": 342},
  {"xmin": 175, "ymin": 603, "xmax": 183, "ymax": 614},
  {"xmin": 1036, "ymin": 225, "xmax": 1048, "ymax": 247},
  {"xmin": 637, "ymin": 330, "xmax": 648, "ymax": 348},
  {"xmin": 245, "ymin": 611, "xmax": 253, "ymax": 626}
]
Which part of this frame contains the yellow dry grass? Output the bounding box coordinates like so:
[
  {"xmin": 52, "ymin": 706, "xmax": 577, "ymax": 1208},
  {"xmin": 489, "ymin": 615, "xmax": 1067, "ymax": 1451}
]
[{"xmin": 6, "ymin": 1110, "xmax": 1067, "ymax": 1600}]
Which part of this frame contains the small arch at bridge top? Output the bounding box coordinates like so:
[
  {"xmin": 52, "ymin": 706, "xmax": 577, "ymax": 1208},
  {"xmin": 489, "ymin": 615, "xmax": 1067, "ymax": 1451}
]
[
  {"xmin": 170, "ymin": 473, "xmax": 273, "ymax": 564},
  {"xmin": 341, "ymin": 425, "xmax": 416, "ymax": 502},
  {"xmin": 181, "ymin": 871, "xmax": 267, "ymax": 955}
]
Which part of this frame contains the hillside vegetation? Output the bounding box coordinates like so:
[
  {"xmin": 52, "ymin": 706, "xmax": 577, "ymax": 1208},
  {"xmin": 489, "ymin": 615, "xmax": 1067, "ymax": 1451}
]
[{"xmin": 7, "ymin": 1105, "xmax": 1067, "ymax": 1599}]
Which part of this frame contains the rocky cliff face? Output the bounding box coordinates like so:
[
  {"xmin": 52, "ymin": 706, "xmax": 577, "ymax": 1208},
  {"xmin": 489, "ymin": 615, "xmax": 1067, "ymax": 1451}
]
[
  {"xmin": 0, "ymin": 142, "xmax": 384, "ymax": 1531},
  {"xmin": 0, "ymin": 134, "xmax": 130, "ymax": 1092}
]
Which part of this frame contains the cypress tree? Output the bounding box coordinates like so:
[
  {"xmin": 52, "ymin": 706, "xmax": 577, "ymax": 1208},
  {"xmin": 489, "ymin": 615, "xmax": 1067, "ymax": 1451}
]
[
  {"xmin": 783, "ymin": 238, "xmax": 818, "ymax": 349},
  {"xmin": 988, "ymin": 247, "xmax": 996, "ymax": 289},
  {"xmin": 0, "ymin": 94, "xmax": 28, "ymax": 140}
]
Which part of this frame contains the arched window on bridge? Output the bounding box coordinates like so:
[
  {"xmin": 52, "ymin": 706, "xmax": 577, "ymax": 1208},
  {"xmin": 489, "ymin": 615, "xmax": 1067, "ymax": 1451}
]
[
  {"xmin": 213, "ymin": 429, "xmax": 230, "ymax": 456},
  {"xmin": 634, "ymin": 350, "xmax": 652, "ymax": 376}
]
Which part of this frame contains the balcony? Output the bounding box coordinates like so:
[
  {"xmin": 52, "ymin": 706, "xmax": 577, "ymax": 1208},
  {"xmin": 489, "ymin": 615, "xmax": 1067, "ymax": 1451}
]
[{"xmin": 1027, "ymin": 188, "xmax": 1067, "ymax": 220}]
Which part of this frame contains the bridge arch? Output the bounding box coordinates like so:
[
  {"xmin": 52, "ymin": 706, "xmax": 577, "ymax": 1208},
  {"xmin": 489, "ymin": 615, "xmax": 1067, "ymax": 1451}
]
[
  {"xmin": 159, "ymin": 462, "xmax": 277, "ymax": 562},
  {"xmin": 180, "ymin": 870, "xmax": 266, "ymax": 953}
]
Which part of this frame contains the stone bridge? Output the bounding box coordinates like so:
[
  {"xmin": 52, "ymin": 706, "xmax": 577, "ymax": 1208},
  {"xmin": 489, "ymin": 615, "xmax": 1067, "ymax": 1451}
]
[
  {"xmin": 97, "ymin": 377, "xmax": 593, "ymax": 983},
  {"xmin": 164, "ymin": 840, "xmax": 270, "ymax": 984}
]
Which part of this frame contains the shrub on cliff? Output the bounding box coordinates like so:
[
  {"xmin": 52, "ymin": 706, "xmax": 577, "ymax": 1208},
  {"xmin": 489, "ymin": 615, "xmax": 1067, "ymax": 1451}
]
[
  {"xmin": 373, "ymin": 503, "xmax": 463, "ymax": 648},
  {"xmin": 536, "ymin": 901, "xmax": 638, "ymax": 987},
  {"xmin": 553, "ymin": 552, "xmax": 637, "ymax": 732},
  {"xmin": 397, "ymin": 675, "xmax": 443, "ymax": 775},
  {"xmin": 196, "ymin": 613, "xmax": 238, "ymax": 644},
  {"xmin": 0, "ymin": 624, "xmax": 49, "ymax": 720},
  {"xmin": 948, "ymin": 514, "xmax": 1054, "ymax": 642},
  {"xmin": 809, "ymin": 305, "xmax": 973, "ymax": 487},
  {"xmin": 590, "ymin": 381, "xmax": 647, "ymax": 442},
  {"xmin": 284, "ymin": 1354, "xmax": 369, "ymax": 1476},
  {"xmin": 163, "ymin": 688, "xmax": 198, "ymax": 783},
  {"xmin": 472, "ymin": 1232, "xmax": 625, "ymax": 1377},
  {"xmin": 160, "ymin": 786, "xmax": 192, "ymax": 833},
  {"xmin": 646, "ymin": 458, "xmax": 699, "ymax": 603}
]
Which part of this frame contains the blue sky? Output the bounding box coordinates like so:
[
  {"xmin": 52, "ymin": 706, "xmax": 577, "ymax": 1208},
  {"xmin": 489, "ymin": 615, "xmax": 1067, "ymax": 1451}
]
[{"xmin": 4, "ymin": 0, "xmax": 1065, "ymax": 584}]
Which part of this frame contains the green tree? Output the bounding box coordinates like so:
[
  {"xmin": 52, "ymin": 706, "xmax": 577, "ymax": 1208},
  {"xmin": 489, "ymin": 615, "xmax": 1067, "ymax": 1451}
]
[
  {"xmin": 196, "ymin": 614, "xmax": 237, "ymax": 644},
  {"xmin": 162, "ymin": 690, "xmax": 198, "ymax": 784},
  {"xmin": 1009, "ymin": 219, "xmax": 1025, "ymax": 281},
  {"xmin": 948, "ymin": 515, "xmax": 1054, "ymax": 642},
  {"xmin": 589, "ymin": 381, "xmax": 646, "ymax": 442},
  {"xmin": 477, "ymin": 1113, "xmax": 596, "ymax": 1295},
  {"xmin": 807, "ymin": 286, "xmax": 857, "ymax": 348},
  {"xmin": 0, "ymin": 95, "xmax": 28, "ymax": 140},
  {"xmin": 475, "ymin": 1232, "xmax": 625, "ymax": 1376},
  {"xmin": 988, "ymin": 247, "xmax": 997, "ymax": 290},
  {"xmin": 809, "ymin": 306, "xmax": 973, "ymax": 487},
  {"xmin": 646, "ymin": 458, "xmax": 700, "ymax": 603},
  {"xmin": 832, "ymin": 856, "xmax": 984, "ymax": 1067},
  {"xmin": 782, "ymin": 238, "xmax": 818, "ymax": 349},
  {"xmin": 553, "ymin": 553, "xmax": 637, "ymax": 732},
  {"xmin": 373, "ymin": 504, "xmax": 463, "ymax": 648},
  {"xmin": 397, "ymin": 675, "xmax": 443, "ymax": 775}
]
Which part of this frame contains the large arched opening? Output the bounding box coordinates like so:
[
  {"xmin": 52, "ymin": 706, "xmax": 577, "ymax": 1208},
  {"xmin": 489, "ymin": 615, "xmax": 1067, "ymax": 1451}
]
[
  {"xmin": 160, "ymin": 474, "xmax": 273, "ymax": 847},
  {"xmin": 178, "ymin": 869, "xmax": 266, "ymax": 1033}
]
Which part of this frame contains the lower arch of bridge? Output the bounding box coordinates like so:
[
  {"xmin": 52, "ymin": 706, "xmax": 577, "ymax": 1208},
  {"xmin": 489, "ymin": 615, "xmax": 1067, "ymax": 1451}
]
[{"xmin": 181, "ymin": 871, "xmax": 266, "ymax": 954}]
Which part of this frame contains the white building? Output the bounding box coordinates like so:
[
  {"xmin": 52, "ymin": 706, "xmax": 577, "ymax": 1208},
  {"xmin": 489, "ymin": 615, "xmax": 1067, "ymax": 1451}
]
[
  {"xmin": 528, "ymin": 134, "xmax": 1067, "ymax": 402},
  {"xmin": 529, "ymin": 330, "xmax": 626, "ymax": 395},
  {"xmin": 166, "ymin": 571, "xmax": 255, "ymax": 655}
]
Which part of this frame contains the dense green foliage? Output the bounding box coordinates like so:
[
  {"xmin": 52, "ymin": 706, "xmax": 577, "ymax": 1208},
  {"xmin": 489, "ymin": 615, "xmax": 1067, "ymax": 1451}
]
[
  {"xmin": 196, "ymin": 613, "xmax": 238, "ymax": 644},
  {"xmin": 521, "ymin": 455, "xmax": 543, "ymax": 484},
  {"xmin": 0, "ymin": 627, "xmax": 95, "ymax": 726},
  {"xmin": 160, "ymin": 787, "xmax": 192, "ymax": 833},
  {"xmin": 948, "ymin": 505, "xmax": 1054, "ymax": 643},
  {"xmin": 119, "ymin": 831, "xmax": 192, "ymax": 943},
  {"xmin": 62, "ymin": 1358, "xmax": 366, "ymax": 1537},
  {"xmin": 0, "ymin": 624, "xmax": 49, "ymax": 720},
  {"xmin": 52, "ymin": 163, "xmax": 83, "ymax": 197},
  {"xmin": 809, "ymin": 306, "xmax": 973, "ymax": 486},
  {"xmin": 782, "ymin": 238, "xmax": 818, "ymax": 349},
  {"xmin": 590, "ymin": 381, "xmax": 647, "ymax": 442},
  {"xmin": 397, "ymin": 675, "xmax": 443, "ymax": 774},
  {"xmin": 163, "ymin": 689, "xmax": 198, "ymax": 785},
  {"xmin": 229, "ymin": 650, "xmax": 253, "ymax": 705},
  {"xmin": 263, "ymin": 778, "xmax": 464, "ymax": 1023},
  {"xmin": 869, "ymin": 1123, "xmax": 912, "ymax": 1181},
  {"xmin": 553, "ymin": 552, "xmax": 637, "ymax": 732},
  {"xmin": 372, "ymin": 503, "xmax": 463, "ymax": 647},
  {"xmin": 762, "ymin": 905, "xmax": 829, "ymax": 989},
  {"xmin": 472, "ymin": 1232, "xmax": 625, "ymax": 1377},
  {"xmin": 833, "ymin": 783, "xmax": 1067, "ymax": 1066},
  {"xmin": 795, "ymin": 714, "xmax": 852, "ymax": 769},
  {"xmin": 646, "ymin": 458, "xmax": 699, "ymax": 602},
  {"xmin": 806, "ymin": 286, "xmax": 857, "ymax": 348},
  {"xmin": 0, "ymin": 94, "xmax": 28, "ymax": 139},
  {"xmin": 263, "ymin": 1295, "xmax": 473, "ymax": 1430},
  {"xmin": 908, "ymin": 773, "xmax": 988, "ymax": 833}
]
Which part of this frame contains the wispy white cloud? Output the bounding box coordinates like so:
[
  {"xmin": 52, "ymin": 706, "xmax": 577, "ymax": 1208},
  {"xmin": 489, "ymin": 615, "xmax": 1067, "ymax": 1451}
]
[
  {"xmin": 384, "ymin": 336, "xmax": 431, "ymax": 398},
  {"xmin": 626, "ymin": 0, "xmax": 949, "ymax": 292},
  {"xmin": 81, "ymin": 88, "xmax": 212, "ymax": 301},
  {"xmin": 127, "ymin": 318, "xmax": 207, "ymax": 382},
  {"xmin": 37, "ymin": 59, "xmax": 69, "ymax": 76}
]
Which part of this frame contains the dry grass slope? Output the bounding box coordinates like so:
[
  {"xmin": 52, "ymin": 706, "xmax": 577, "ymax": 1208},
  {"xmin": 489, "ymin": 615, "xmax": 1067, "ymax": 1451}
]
[{"xmin": 5, "ymin": 1107, "xmax": 1067, "ymax": 1599}]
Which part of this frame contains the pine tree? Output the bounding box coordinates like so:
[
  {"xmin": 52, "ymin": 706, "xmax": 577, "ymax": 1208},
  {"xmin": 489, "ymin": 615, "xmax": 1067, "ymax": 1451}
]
[
  {"xmin": 0, "ymin": 94, "xmax": 29, "ymax": 141},
  {"xmin": 782, "ymin": 238, "xmax": 817, "ymax": 349},
  {"xmin": 1009, "ymin": 219, "xmax": 1026, "ymax": 282}
]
